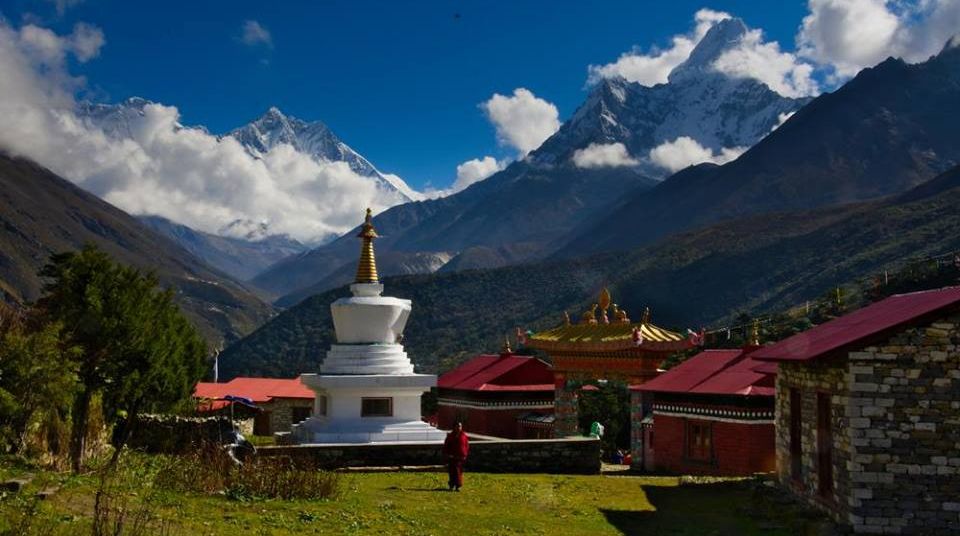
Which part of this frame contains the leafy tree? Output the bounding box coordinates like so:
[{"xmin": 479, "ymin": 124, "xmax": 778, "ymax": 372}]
[
  {"xmin": 38, "ymin": 245, "xmax": 207, "ymax": 471},
  {"xmin": 577, "ymin": 381, "xmax": 631, "ymax": 455},
  {"xmin": 0, "ymin": 316, "xmax": 78, "ymax": 454}
]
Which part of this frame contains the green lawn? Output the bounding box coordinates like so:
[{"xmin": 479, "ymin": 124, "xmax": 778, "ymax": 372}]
[{"xmin": 1, "ymin": 459, "xmax": 830, "ymax": 536}]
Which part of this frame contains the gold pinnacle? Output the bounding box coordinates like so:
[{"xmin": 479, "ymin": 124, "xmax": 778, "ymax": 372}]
[{"xmin": 354, "ymin": 208, "xmax": 379, "ymax": 284}]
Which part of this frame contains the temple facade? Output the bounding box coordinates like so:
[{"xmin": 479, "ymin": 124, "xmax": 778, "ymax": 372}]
[
  {"xmin": 293, "ymin": 209, "xmax": 446, "ymax": 443},
  {"xmin": 527, "ymin": 288, "xmax": 695, "ymax": 466}
]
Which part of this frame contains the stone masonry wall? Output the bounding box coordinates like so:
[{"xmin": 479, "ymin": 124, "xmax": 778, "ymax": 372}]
[
  {"xmin": 265, "ymin": 398, "xmax": 315, "ymax": 434},
  {"xmin": 259, "ymin": 436, "xmax": 601, "ymax": 474},
  {"xmin": 841, "ymin": 316, "xmax": 960, "ymax": 535},
  {"xmin": 776, "ymin": 358, "xmax": 851, "ymax": 524},
  {"xmin": 777, "ymin": 312, "xmax": 960, "ymax": 535}
]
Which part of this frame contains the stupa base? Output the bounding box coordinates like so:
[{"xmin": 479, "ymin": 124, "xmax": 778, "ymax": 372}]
[{"xmin": 292, "ymin": 419, "xmax": 446, "ymax": 444}]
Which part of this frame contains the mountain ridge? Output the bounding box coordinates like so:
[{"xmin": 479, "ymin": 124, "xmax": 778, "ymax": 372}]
[
  {"xmin": 220, "ymin": 163, "xmax": 960, "ymax": 379},
  {"xmin": 0, "ymin": 152, "xmax": 274, "ymax": 347},
  {"xmin": 252, "ymin": 17, "xmax": 808, "ymax": 302}
]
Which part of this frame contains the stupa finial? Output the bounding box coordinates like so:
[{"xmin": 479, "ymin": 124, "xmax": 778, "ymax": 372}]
[{"xmin": 354, "ymin": 208, "xmax": 379, "ymax": 284}]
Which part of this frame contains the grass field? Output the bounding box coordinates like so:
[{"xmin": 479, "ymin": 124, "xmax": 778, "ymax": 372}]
[{"xmin": 0, "ymin": 457, "xmax": 831, "ymax": 536}]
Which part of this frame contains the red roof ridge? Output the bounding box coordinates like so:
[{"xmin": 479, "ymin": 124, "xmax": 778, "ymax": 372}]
[{"xmin": 754, "ymin": 286, "xmax": 960, "ymax": 363}]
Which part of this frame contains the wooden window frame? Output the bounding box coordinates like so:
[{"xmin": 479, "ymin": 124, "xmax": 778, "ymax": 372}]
[
  {"xmin": 361, "ymin": 397, "xmax": 393, "ymax": 418},
  {"xmin": 789, "ymin": 387, "xmax": 803, "ymax": 483},
  {"xmin": 816, "ymin": 391, "xmax": 834, "ymax": 499},
  {"xmin": 684, "ymin": 419, "xmax": 714, "ymax": 464}
]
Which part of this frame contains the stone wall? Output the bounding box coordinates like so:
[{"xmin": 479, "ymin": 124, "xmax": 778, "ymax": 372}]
[
  {"xmin": 123, "ymin": 414, "xmax": 233, "ymax": 454},
  {"xmin": 776, "ymin": 313, "xmax": 960, "ymax": 535},
  {"xmin": 264, "ymin": 398, "xmax": 314, "ymax": 434},
  {"xmin": 259, "ymin": 436, "xmax": 601, "ymax": 474},
  {"xmin": 775, "ymin": 356, "xmax": 851, "ymax": 523}
]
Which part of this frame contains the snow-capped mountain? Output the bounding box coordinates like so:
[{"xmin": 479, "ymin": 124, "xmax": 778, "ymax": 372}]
[
  {"xmin": 534, "ymin": 18, "xmax": 808, "ymax": 175},
  {"xmin": 229, "ymin": 107, "xmax": 422, "ymax": 202},
  {"xmin": 251, "ymin": 17, "xmax": 815, "ymax": 301}
]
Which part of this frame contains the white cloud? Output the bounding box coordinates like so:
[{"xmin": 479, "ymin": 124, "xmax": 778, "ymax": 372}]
[
  {"xmin": 712, "ymin": 29, "xmax": 819, "ymax": 97},
  {"xmin": 0, "ymin": 20, "xmax": 404, "ymax": 243},
  {"xmin": 240, "ymin": 20, "xmax": 272, "ymax": 48},
  {"xmin": 453, "ymin": 156, "xmax": 503, "ymax": 191},
  {"xmin": 572, "ymin": 142, "xmax": 638, "ymax": 168},
  {"xmin": 587, "ymin": 9, "xmax": 731, "ymax": 86},
  {"xmin": 770, "ymin": 111, "xmax": 796, "ymax": 133},
  {"xmin": 18, "ymin": 22, "xmax": 104, "ymax": 65},
  {"xmin": 798, "ymin": 0, "xmax": 960, "ymax": 79},
  {"xmin": 481, "ymin": 88, "xmax": 560, "ymax": 156},
  {"xmin": 648, "ymin": 137, "xmax": 746, "ymax": 173}
]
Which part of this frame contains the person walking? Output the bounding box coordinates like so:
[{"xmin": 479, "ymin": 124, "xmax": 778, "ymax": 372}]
[{"xmin": 443, "ymin": 422, "xmax": 469, "ymax": 491}]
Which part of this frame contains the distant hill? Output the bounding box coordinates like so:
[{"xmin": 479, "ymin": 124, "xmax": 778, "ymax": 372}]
[
  {"xmin": 250, "ymin": 18, "xmax": 807, "ymax": 302},
  {"xmin": 561, "ymin": 41, "xmax": 960, "ymax": 256},
  {"xmin": 220, "ymin": 165, "xmax": 960, "ymax": 379},
  {"xmin": 0, "ymin": 153, "xmax": 274, "ymax": 347},
  {"xmin": 140, "ymin": 215, "xmax": 307, "ymax": 283}
]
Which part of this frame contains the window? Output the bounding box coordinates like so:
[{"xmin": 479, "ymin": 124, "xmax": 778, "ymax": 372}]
[
  {"xmin": 790, "ymin": 388, "xmax": 803, "ymax": 481},
  {"xmin": 685, "ymin": 420, "xmax": 712, "ymax": 462},
  {"xmin": 817, "ymin": 392, "xmax": 834, "ymax": 497},
  {"xmin": 292, "ymin": 406, "xmax": 311, "ymax": 424},
  {"xmin": 361, "ymin": 397, "xmax": 393, "ymax": 417}
]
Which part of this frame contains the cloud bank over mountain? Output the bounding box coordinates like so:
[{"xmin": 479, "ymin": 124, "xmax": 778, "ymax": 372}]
[{"xmin": 0, "ymin": 20, "xmax": 402, "ymax": 243}]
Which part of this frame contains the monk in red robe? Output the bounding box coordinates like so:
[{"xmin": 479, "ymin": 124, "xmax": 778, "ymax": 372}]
[{"xmin": 443, "ymin": 422, "xmax": 469, "ymax": 491}]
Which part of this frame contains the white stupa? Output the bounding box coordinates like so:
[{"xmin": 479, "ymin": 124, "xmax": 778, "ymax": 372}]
[{"xmin": 293, "ymin": 209, "xmax": 447, "ymax": 443}]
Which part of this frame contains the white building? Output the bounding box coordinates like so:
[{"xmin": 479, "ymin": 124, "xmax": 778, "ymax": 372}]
[{"xmin": 293, "ymin": 209, "xmax": 446, "ymax": 443}]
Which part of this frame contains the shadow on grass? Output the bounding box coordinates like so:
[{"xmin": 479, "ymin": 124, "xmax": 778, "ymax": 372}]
[
  {"xmin": 387, "ymin": 486, "xmax": 451, "ymax": 493},
  {"xmin": 600, "ymin": 480, "xmax": 813, "ymax": 536}
]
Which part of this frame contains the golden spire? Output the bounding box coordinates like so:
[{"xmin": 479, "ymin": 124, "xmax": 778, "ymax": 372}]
[
  {"xmin": 749, "ymin": 319, "xmax": 761, "ymax": 346},
  {"xmin": 641, "ymin": 306, "xmax": 651, "ymax": 325},
  {"xmin": 598, "ymin": 287, "xmax": 611, "ymax": 324},
  {"xmin": 563, "ymin": 311, "xmax": 571, "ymax": 326},
  {"xmin": 354, "ymin": 208, "xmax": 379, "ymax": 284},
  {"xmin": 501, "ymin": 336, "xmax": 512, "ymax": 355}
]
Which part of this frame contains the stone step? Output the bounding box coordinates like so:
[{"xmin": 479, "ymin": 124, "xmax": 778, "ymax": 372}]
[{"xmin": 0, "ymin": 475, "xmax": 34, "ymax": 493}]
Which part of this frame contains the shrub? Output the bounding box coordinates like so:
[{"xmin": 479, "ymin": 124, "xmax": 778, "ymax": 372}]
[{"xmin": 155, "ymin": 445, "xmax": 340, "ymax": 501}]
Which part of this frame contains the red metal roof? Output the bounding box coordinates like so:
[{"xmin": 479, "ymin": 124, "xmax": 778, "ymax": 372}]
[
  {"xmin": 635, "ymin": 348, "xmax": 775, "ymax": 397},
  {"xmin": 438, "ymin": 353, "xmax": 554, "ymax": 392},
  {"xmin": 753, "ymin": 287, "xmax": 960, "ymax": 363},
  {"xmin": 194, "ymin": 377, "xmax": 314, "ymax": 403}
]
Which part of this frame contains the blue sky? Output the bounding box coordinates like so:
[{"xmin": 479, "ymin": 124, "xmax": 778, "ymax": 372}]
[{"xmin": 3, "ymin": 0, "xmax": 812, "ymax": 189}]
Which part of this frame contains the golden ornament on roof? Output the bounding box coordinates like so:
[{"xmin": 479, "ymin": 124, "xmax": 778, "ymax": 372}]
[
  {"xmin": 582, "ymin": 303, "xmax": 598, "ymax": 325},
  {"xmin": 613, "ymin": 304, "xmax": 630, "ymax": 324},
  {"xmin": 641, "ymin": 306, "xmax": 651, "ymax": 325},
  {"xmin": 598, "ymin": 287, "xmax": 611, "ymax": 312}
]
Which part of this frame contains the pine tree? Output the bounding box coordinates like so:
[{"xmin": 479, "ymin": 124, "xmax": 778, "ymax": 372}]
[{"xmin": 38, "ymin": 245, "xmax": 207, "ymax": 471}]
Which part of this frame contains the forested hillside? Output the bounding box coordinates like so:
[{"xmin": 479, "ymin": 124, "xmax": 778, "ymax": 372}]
[{"xmin": 220, "ymin": 165, "xmax": 960, "ymax": 379}]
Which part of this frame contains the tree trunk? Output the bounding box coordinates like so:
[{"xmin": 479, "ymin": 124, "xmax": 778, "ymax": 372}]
[{"xmin": 70, "ymin": 388, "xmax": 92, "ymax": 473}]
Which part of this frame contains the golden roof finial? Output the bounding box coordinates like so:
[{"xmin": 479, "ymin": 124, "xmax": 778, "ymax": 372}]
[
  {"xmin": 749, "ymin": 319, "xmax": 761, "ymax": 346},
  {"xmin": 582, "ymin": 304, "xmax": 598, "ymax": 325},
  {"xmin": 613, "ymin": 304, "xmax": 630, "ymax": 324},
  {"xmin": 563, "ymin": 311, "xmax": 571, "ymax": 326},
  {"xmin": 641, "ymin": 306, "xmax": 651, "ymax": 325},
  {"xmin": 354, "ymin": 208, "xmax": 379, "ymax": 284},
  {"xmin": 598, "ymin": 288, "xmax": 611, "ymax": 324},
  {"xmin": 501, "ymin": 336, "xmax": 512, "ymax": 354}
]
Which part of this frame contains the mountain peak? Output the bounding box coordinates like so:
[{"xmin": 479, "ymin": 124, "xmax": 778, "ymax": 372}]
[{"xmin": 669, "ymin": 18, "xmax": 748, "ymax": 82}]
